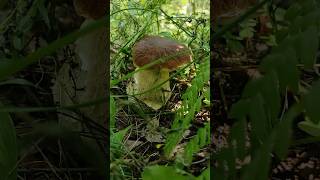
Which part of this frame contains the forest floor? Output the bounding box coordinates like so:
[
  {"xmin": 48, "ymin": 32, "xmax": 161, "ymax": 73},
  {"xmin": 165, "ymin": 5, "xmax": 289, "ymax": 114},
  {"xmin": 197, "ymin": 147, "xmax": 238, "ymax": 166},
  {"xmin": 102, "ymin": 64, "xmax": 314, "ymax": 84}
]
[
  {"xmin": 213, "ymin": 21, "xmax": 320, "ymax": 179},
  {"xmin": 2, "ymin": 0, "xmax": 320, "ymax": 179}
]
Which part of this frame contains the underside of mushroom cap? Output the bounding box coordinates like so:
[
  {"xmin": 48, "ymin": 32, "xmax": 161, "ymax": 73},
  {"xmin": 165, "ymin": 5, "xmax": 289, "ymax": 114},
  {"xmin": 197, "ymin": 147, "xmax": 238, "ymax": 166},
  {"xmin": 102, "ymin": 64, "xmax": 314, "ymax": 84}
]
[
  {"xmin": 74, "ymin": 0, "xmax": 107, "ymax": 19},
  {"xmin": 132, "ymin": 35, "xmax": 192, "ymax": 70}
]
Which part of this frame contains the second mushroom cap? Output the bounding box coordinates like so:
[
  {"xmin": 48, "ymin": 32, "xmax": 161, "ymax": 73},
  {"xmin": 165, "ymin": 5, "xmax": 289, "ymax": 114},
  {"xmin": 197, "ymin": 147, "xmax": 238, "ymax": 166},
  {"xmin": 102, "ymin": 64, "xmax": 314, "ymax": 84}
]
[{"xmin": 132, "ymin": 35, "xmax": 192, "ymax": 70}]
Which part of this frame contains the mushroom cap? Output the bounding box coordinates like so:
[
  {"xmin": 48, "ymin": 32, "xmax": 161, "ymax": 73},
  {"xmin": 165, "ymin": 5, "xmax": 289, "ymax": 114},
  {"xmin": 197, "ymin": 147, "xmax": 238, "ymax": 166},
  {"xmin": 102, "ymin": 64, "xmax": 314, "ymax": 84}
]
[
  {"xmin": 132, "ymin": 35, "xmax": 192, "ymax": 70},
  {"xmin": 74, "ymin": 0, "xmax": 107, "ymax": 19},
  {"xmin": 213, "ymin": 0, "xmax": 256, "ymax": 20}
]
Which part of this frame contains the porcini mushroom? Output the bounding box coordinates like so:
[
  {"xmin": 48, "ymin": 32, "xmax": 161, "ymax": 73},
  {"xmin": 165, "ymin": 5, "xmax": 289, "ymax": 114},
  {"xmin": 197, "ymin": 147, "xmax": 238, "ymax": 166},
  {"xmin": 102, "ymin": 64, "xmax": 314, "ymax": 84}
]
[
  {"xmin": 127, "ymin": 35, "xmax": 192, "ymax": 110},
  {"xmin": 74, "ymin": 0, "xmax": 107, "ymax": 123},
  {"xmin": 52, "ymin": 0, "xmax": 107, "ymax": 129},
  {"xmin": 73, "ymin": 0, "xmax": 107, "ymax": 20},
  {"xmin": 213, "ymin": 0, "xmax": 256, "ymax": 21}
]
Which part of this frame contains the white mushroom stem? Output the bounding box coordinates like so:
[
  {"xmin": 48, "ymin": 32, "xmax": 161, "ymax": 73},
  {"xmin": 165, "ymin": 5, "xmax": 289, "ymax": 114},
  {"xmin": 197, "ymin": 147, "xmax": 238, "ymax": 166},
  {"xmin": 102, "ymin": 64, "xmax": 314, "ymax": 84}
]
[
  {"xmin": 53, "ymin": 18, "xmax": 107, "ymax": 130},
  {"xmin": 75, "ymin": 19, "xmax": 107, "ymax": 124},
  {"xmin": 127, "ymin": 68, "xmax": 171, "ymax": 110}
]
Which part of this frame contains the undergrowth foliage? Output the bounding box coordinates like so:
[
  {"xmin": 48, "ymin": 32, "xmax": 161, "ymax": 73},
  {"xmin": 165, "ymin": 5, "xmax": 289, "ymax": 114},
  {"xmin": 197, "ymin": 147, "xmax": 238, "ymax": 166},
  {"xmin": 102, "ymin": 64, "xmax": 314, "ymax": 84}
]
[
  {"xmin": 0, "ymin": 103, "xmax": 17, "ymax": 180},
  {"xmin": 141, "ymin": 58, "xmax": 210, "ymax": 180},
  {"xmin": 213, "ymin": 0, "xmax": 320, "ymax": 179},
  {"xmin": 164, "ymin": 59, "xmax": 210, "ymax": 159},
  {"xmin": 110, "ymin": 0, "xmax": 210, "ymax": 179}
]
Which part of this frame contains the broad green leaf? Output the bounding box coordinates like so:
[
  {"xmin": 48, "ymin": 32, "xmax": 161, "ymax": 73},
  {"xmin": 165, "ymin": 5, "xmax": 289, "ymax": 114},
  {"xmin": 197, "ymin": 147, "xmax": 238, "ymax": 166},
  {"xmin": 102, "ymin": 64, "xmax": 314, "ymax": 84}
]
[
  {"xmin": 239, "ymin": 28, "xmax": 254, "ymax": 39},
  {"xmin": 226, "ymin": 39, "xmax": 244, "ymax": 53},
  {"xmin": 300, "ymin": 11, "xmax": 320, "ymax": 31},
  {"xmin": 215, "ymin": 147, "xmax": 236, "ymax": 179},
  {"xmin": 304, "ymin": 80, "xmax": 320, "ymax": 124},
  {"xmin": 17, "ymin": 0, "xmax": 42, "ymax": 33},
  {"xmin": 241, "ymin": 134, "xmax": 274, "ymax": 180},
  {"xmin": 111, "ymin": 126, "xmax": 130, "ymax": 148},
  {"xmin": 298, "ymin": 120, "xmax": 320, "ymax": 137},
  {"xmin": 110, "ymin": 126, "xmax": 131, "ymax": 160},
  {"xmin": 284, "ymin": 3, "xmax": 301, "ymax": 22},
  {"xmin": 261, "ymin": 71, "xmax": 280, "ymax": 123},
  {"xmin": 158, "ymin": 31, "xmax": 172, "ymax": 38},
  {"xmin": 142, "ymin": 166, "xmax": 195, "ymax": 180},
  {"xmin": 196, "ymin": 167, "xmax": 210, "ymax": 180},
  {"xmin": 212, "ymin": 161, "xmax": 228, "ymax": 180},
  {"xmin": 288, "ymin": 15, "xmax": 304, "ymax": 35},
  {"xmin": 249, "ymin": 94, "xmax": 268, "ymax": 143},
  {"xmin": 0, "ymin": 103, "xmax": 17, "ymax": 180},
  {"xmin": 299, "ymin": 0, "xmax": 317, "ymax": 15},
  {"xmin": 242, "ymin": 71, "xmax": 280, "ymax": 123},
  {"xmin": 260, "ymin": 47, "xmax": 299, "ymax": 92},
  {"xmin": 297, "ymin": 26, "xmax": 318, "ymax": 68},
  {"xmin": 230, "ymin": 118, "xmax": 247, "ymax": 159},
  {"xmin": 0, "ymin": 78, "xmax": 37, "ymax": 87},
  {"xmin": 274, "ymin": 105, "xmax": 299, "ymax": 159},
  {"xmin": 37, "ymin": 0, "xmax": 50, "ymax": 29},
  {"xmin": 229, "ymin": 99, "xmax": 250, "ymax": 119},
  {"xmin": 183, "ymin": 123, "xmax": 210, "ymax": 166},
  {"xmin": 164, "ymin": 60, "xmax": 209, "ymax": 157},
  {"xmin": 0, "ymin": 18, "xmax": 108, "ymax": 80}
]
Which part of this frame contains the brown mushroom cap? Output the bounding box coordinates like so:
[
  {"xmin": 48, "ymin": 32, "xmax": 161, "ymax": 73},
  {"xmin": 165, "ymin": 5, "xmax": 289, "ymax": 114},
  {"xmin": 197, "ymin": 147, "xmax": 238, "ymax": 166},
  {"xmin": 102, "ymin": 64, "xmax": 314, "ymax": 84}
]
[
  {"xmin": 132, "ymin": 35, "xmax": 192, "ymax": 70},
  {"xmin": 213, "ymin": 0, "xmax": 256, "ymax": 20},
  {"xmin": 74, "ymin": 0, "xmax": 107, "ymax": 19}
]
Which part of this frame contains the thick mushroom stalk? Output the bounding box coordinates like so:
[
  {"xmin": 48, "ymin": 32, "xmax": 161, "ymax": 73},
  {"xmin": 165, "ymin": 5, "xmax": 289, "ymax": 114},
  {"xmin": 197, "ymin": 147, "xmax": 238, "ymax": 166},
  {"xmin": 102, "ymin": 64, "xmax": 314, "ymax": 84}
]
[
  {"xmin": 52, "ymin": 0, "xmax": 107, "ymax": 129},
  {"xmin": 127, "ymin": 68, "xmax": 171, "ymax": 110},
  {"xmin": 74, "ymin": 0, "xmax": 107, "ymax": 123},
  {"xmin": 127, "ymin": 35, "xmax": 192, "ymax": 110},
  {"xmin": 75, "ymin": 19, "xmax": 107, "ymax": 123}
]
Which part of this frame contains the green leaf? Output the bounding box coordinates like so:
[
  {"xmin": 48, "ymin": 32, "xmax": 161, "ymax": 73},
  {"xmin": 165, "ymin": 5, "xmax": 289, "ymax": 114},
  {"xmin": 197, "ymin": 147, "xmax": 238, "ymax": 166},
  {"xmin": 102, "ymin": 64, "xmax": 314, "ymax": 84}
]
[
  {"xmin": 110, "ymin": 126, "xmax": 131, "ymax": 160},
  {"xmin": 215, "ymin": 147, "xmax": 236, "ymax": 179},
  {"xmin": 183, "ymin": 123, "xmax": 210, "ymax": 166},
  {"xmin": 111, "ymin": 126, "xmax": 130, "ymax": 148},
  {"xmin": 242, "ymin": 71, "xmax": 280, "ymax": 123},
  {"xmin": 142, "ymin": 166, "xmax": 195, "ymax": 180},
  {"xmin": 249, "ymin": 94, "xmax": 268, "ymax": 143},
  {"xmin": 16, "ymin": 0, "xmax": 41, "ymax": 33},
  {"xmin": 0, "ymin": 17, "xmax": 108, "ymax": 80},
  {"xmin": 110, "ymin": 96, "xmax": 116, "ymax": 130},
  {"xmin": 229, "ymin": 99, "xmax": 250, "ymax": 119},
  {"xmin": 274, "ymin": 105, "xmax": 299, "ymax": 159},
  {"xmin": 158, "ymin": 31, "xmax": 172, "ymax": 38},
  {"xmin": 13, "ymin": 36, "xmax": 23, "ymax": 50},
  {"xmin": 196, "ymin": 168, "xmax": 210, "ymax": 180},
  {"xmin": 289, "ymin": 15, "xmax": 304, "ymax": 35},
  {"xmin": 298, "ymin": 120, "xmax": 320, "ymax": 137},
  {"xmin": 230, "ymin": 118, "xmax": 247, "ymax": 159},
  {"xmin": 260, "ymin": 47, "xmax": 299, "ymax": 92},
  {"xmin": 296, "ymin": 26, "xmax": 318, "ymax": 68},
  {"xmin": 260, "ymin": 72, "xmax": 280, "ymax": 123},
  {"xmin": 300, "ymin": 11, "xmax": 320, "ymax": 31},
  {"xmin": 241, "ymin": 134, "xmax": 274, "ymax": 180},
  {"xmin": 37, "ymin": 0, "xmax": 50, "ymax": 29},
  {"xmin": 0, "ymin": 103, "xmax": 17, "ymax": 180},
  {"xmin": 164, "ymin": 59, "xmax": 209, "ymax": 157},
  {"xmin": 304, "ymin": 80, "xmax": 320, "ymax": 124},
  {"xmin": 239, "ymin": 28, "xmax": 255, "ymax": 39},
  {"xmin": 0, "ymin": 78, "xmax": 37, "ymax": 87},
  {"xmin": 300, "ymin": 0, "xmax": 317, "ymax": 15},
  {"xmin": 226, "ymin": 39, "xmax": 244, "ymax": 53}
]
